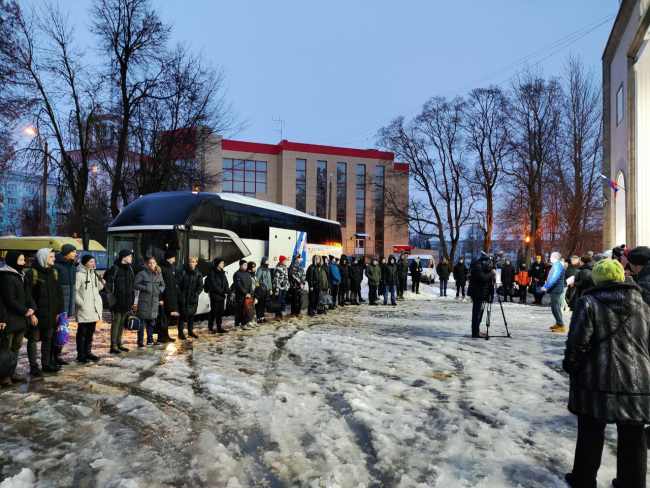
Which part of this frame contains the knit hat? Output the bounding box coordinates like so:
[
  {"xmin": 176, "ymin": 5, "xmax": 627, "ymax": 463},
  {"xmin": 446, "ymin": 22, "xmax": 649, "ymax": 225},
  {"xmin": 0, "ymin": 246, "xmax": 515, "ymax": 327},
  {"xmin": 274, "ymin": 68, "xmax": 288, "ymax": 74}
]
[
  {"xmin": 592, "ymin": 253, "xmax": 604, "ymax": 262},
  {"xmin": 247, "ymin": 260, "xmax": 256, "ymax": 270},
  {"xmin": 61, "ymin": 244, "xmax": 77, "ymax": 256},
  {"xmin": 213, "ymin": 256, "xmax": 224, "ymax": 266},
  {"xmin": 612, "ymin": 246, "xmax": 624, "ymax": 258},
  {"xmin": 239, "ymin": 259, "xmax": 247, "ymax": 267},
  {"xmin": 118, "ymin": 249, "xmax": 133, "ymax": 259},
  {"xmin": 592, "ymin": 258, "xmax": 625, "ymax": 285},
  {"xmin": 81, "ymin": 254, "xmax": 94, "ymax": 266},
  {"xmin": 279, "ymin": 255, "xmax": 287, "ymax": 264},
  {"xmin": 164, "ymin": 250, "xmax": 175, "ymax": 260},
  {"xmin": 627, "ymin": 246, "xmax": 650, "ymax": 266}
]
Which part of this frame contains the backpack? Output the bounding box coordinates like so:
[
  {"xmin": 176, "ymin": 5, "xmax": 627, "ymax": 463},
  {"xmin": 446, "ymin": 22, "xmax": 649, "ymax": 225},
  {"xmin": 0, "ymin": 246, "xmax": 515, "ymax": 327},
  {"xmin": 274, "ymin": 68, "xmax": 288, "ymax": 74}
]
[
  {"xmin": 0, "ymin": 333, "xmax": 17, "ymax": 379},
  {"xmin": 124, "ymin": 309, "xmax": 140, "ymax": 331},
  {"xmin": 28, "ymin": 267, "xmax": 58, "ymax": 285},
  {"xmin": 225, "ymin": 284, "xmax": 237, "ymax": 316}
]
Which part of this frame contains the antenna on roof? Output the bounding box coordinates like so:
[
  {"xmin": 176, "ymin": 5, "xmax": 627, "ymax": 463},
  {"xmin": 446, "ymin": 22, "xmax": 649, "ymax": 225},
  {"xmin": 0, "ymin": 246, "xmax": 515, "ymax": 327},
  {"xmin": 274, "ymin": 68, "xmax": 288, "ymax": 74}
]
[{"xmin": 272, "ymin": 117, "xmax": 285, "ymax": 142}]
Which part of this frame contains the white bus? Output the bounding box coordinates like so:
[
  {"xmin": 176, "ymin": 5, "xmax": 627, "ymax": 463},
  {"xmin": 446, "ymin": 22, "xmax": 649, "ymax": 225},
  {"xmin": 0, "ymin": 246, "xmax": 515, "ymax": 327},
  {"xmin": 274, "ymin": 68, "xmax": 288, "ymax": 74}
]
[{"xmin": 107, "ymin": 191, "xmax": 343, "ymax": 314}]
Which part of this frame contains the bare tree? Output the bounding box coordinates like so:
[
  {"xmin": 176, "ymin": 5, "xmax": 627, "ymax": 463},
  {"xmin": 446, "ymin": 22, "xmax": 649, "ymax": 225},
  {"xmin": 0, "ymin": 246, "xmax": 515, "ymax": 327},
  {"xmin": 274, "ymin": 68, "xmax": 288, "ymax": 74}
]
[
  {"xmin": 378, "ymin": 96, "xmax": 474, "ymax": 263},
  {"xmin": 462, "ymin": 86, "xmax": 509, "ymax": 253},
  {"xmin": 504, "ymin": 69, "xmax": 562, "ymax": 265},
  {"xmin": 90, "ymin": 0, "xmax": 171, "ymax": 217}
]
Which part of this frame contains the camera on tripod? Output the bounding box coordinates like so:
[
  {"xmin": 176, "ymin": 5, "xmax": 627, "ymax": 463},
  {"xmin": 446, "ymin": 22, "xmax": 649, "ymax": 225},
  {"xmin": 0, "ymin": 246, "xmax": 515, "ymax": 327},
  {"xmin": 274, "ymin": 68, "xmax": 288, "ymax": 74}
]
[{"xmin": 477, "ymin": 250, "xmax": 511, "ymax": 340}]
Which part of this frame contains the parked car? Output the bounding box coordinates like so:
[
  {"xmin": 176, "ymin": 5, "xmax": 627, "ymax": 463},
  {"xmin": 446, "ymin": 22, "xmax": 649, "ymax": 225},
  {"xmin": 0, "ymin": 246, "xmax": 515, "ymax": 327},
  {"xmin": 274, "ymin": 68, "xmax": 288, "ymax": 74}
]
[{"xmin": 407, "ymin": 254, "xmax": 436, "ymax": 284}]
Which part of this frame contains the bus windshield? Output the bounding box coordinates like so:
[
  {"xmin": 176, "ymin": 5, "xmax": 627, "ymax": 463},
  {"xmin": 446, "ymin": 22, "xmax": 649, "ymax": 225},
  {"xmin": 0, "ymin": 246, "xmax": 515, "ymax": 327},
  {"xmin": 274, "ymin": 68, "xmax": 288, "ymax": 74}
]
[{"xmin": 77, "ymin": 250, "xmax": 109, "ymax": 270}]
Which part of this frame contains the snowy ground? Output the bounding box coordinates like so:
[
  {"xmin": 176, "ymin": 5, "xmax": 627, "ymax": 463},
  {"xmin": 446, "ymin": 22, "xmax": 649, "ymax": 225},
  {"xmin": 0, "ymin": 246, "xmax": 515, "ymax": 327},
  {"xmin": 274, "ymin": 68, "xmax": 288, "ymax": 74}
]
[{"xmin": 0, "ymin": 284, "xmax": 639, "ymax": 488}]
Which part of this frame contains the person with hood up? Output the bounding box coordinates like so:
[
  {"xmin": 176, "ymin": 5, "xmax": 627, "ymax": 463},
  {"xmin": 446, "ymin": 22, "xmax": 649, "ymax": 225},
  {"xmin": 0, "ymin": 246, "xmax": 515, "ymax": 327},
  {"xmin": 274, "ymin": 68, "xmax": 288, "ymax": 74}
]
[
  {"xmin": 530, "ymin": 255, "xmax": 547, "ymax": 305},
  {"xmin": 158, "ymin": 251, "xmax": 179, "ymax": 344},
  {"xmin": 25, "ymin": 248, "xmax": 64, "ymax": 375},
  {"xmin": 628, "ymin": 246, "xmax": 650, "ymax": 305},
  {"xmin": 134, "ymin": 256, "xmax": 166, "ymax": 347},
  {"xmin": 176, "ymin": 256, "xmax": 204, "ymax": 339},
  {"xmin": 454, "ymin": 258, "xmax": 468, "ymax": 301},
  {"xmin": 337, "ymin": 255, "xmax": 349, "ymax": 307},
  {"xmin": 328, "ymin": 256, "xmax": 341, "ymax": 308},
  {"xmin": 542, "ymin": 252, "xmax": 567, "ymax": 332},
  {"xmin": 272, "ymin": 255, "xmax": 290, "ymax": 320},
  {"xmin": 52, "ymin": 243, "xmax": 77, "ymax": 365},
  {"xmin": 515, "ymin": 263, "xmax": 531, "ymax": 304},
  {"xmin": 378, "ymin": 256, "xmax": 387, "ymax": 298},
  {"xmin": 569, "ymin": 255, "xmax": 595, "ymax": 310},
  {"xmin": 289, "ymin": 254, "xmax": 306, "ymax": 317},
  {"xmin": 563, "ymin": 259, "xmax": 650, "ymax": 488},
  {"xmin": 410, "ymin": 257, "xmax": 423, "ymax": 294},
  {"xmin": 0, "ymin": 251, "xmax": 35, "ymax": 385},
  {"xmin": 348, "ymin": 257, "xmax": 363, "ymax": 305},
  {"xmin": 382, "ymin": 255, "xmax": 398, "ymax": 306},
  {"xmin": 104, "ymin": 249, "xmax": 135, "ymax": 353},
  {"xmin": 396, "ymin": 254, "xmax": 409, "ymax": 300},
  {"xmin": 306, "ymin": 255, "xmax": 323, "ymax": 316},
  {"xmin": 234, "ymin": 260, "xmax": 254, "ymax": 328},
  {"xmin": 206, "ymin": 257, "xmax": 229, "ymax": 333},
  {"xmin": 247, "ymin": 261, "xmax": 262, "ymax": 327},
  {"xmin": 436, "ymin": 257, "xmax": 451, "ymax": 297},
  {"xmin": 500, "ymin": 259, "xmax": 516, "ymax": 303},
  {"xmin": 365, "ymin": 257, "xmax": 381, "ymax": 305},
  {"xmin": 256, "ymin": 257, "xmax": 273, "ymax": 323},
  {"xmin": 75, "ymin": 255, "xmax": 104, "ymax": 363},
  {"xmin": 564, "ymin": 255, "xmax": 581, "ymax": 311},
  {"xmin": 322, "ymin": 256, "xmax": 332, "ymax": 296}
]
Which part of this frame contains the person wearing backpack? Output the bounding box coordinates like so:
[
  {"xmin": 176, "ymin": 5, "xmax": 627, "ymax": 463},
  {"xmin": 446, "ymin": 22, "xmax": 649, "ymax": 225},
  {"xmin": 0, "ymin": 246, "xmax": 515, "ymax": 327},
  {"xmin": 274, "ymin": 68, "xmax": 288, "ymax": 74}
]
[
  {"xmin": 365, "ymin": 257, "xmax": 381, "ymax": 305},
  {"xmin": 158, "ymin": 251, "xmax": 179, "ymax": 343},
  {"xmin": 272, "ymin": 256, "xmax": 290, "ymax": 320},
  {"xmin": 75, "ymin": 255, "xmax": 104, "ymax": 363},
  {"xmin": 289, "ymin": 254, "xmax": 306, "ymax": 317},
  {"xmin": 104, "ymin": 249, "xmax": 136, "ymax": 354},
  {"xmin": 52, "ymin": 243, "xmax": 77, "ymax": 366},
  {"xmin": 256, "ymin": 257, "xmax": 272, "ymax": 324},
  {"xmin": 0, "ymin": 251, "xmax": 36, "ymax": 385},
  {"xmin": 134, "ymin": 256, "xmax": 166, "ymax": 347},
  {"xmin": 176, "ymin": 256, "xmax": 203, "ymax": 340},
  {"xmin": 25, "ymin": 248, "xmax": 64, "ymax": 376},
  {"xmin": 563, "ymin": 259, "xmax": 650, "ymax": 488},
  {"xmin": 206, "ymin": 257, "xmax": 229, "ymax": 334}
]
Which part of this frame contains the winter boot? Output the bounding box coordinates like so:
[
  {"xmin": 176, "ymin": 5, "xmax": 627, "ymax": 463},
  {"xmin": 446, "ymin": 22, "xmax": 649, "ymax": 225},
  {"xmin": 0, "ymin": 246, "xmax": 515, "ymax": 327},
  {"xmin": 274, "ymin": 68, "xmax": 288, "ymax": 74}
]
[
  {"xmin": 118, "ymin": 344, "xmax": 130, "ymax": 352},
  {"xmin": 11, "ymin": 371, "xmax": 26, "ymax": 383},
  {"xmin": 188, "ymin": 324, "xmax": 199, "ymax": 339},
  {"xmin": 29, "ymin": 364, "xmax": 43, "ymax": 377},
  {"xmin": 177, "ymin": 324, "xmax": 186, "ymax": 340},
  {"xmin": 109, "ymin": 343, "xmax": 122, "ymax": 354},
  {"xmin": 551, "ymin": 326, "xmax": 566, "ymax": 333},
  {"xmin": 85, "ymin": 345, "xmax": 100, "ymax": 362},
  {"xmin": 564, "ymin": 473, "xmax": 596, "ymax": 488},
  {"xmin": 53, "ymin": 347, "xmax": 69, "ymax": 366},
  {"xmin": 216, "ymin": 326, "xmax": 229, "ymax": 334},
  {"xmin": 549, "ymin": 324, "xmax": 560, "ymax": 330},
  {"xmin": 43, "ymin": 362, "xmax": 61, "ymax": 373},
  {"xmin": 76, "ymin": 346, "xmax": 89, "ymax": 364}
]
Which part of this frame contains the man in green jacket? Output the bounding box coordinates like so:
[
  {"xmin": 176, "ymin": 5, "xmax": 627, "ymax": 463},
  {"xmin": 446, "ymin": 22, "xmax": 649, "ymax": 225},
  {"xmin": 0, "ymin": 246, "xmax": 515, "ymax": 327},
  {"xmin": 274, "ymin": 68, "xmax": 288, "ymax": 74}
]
[{"xmin": 365, "ymin": 257, "xmax": 381, "ymax": 305}]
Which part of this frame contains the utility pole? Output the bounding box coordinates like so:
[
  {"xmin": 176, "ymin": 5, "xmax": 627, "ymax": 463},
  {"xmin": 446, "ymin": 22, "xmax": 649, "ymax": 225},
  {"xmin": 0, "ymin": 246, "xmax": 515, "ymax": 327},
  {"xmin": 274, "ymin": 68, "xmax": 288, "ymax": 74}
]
[
  {"xmin": 41, "ymin": 140, "xmax": 48, "ymax": 235},
  {"xmin": 272, "ymin": 117, "xmax": 285, "ymax": 141},
  {"xmin": 328, "ymin": 173, "xmax": 333, "ymax": 220}
]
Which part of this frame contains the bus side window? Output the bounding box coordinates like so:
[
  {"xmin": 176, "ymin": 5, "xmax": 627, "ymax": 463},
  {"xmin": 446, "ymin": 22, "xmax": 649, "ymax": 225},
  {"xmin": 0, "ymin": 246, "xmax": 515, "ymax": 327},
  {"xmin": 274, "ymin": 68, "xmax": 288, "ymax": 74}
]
[
  {"xmin": 189, "ymin": 238, "xmax": 210, "ymax": 261},
  {"xmin": 223, "ymin": 202, "xmax": 251, "ymax": 239}
]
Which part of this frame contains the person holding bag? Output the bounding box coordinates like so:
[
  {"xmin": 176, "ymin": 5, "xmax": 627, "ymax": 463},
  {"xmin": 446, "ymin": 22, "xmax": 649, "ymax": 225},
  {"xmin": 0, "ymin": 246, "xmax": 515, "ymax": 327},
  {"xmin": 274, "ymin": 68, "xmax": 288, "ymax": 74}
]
[
  {"xmin": 75, "ymin": 255, "xmax": 104, "ymax": 363},
  {"xmin": 206, "ymin": 257, "xmax": 229, "ymax": 334},
  {"xmin": 176, "ymin": 256, "xmax": 203, "ymax": 339},
  {"xmin": 256, "ymin": 257, "xmax": 272, "ymax": 324}
]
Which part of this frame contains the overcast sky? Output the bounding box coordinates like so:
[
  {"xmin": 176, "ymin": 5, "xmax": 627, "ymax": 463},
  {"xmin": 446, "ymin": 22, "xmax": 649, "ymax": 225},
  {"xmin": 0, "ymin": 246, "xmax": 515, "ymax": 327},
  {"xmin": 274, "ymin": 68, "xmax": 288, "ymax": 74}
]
[{"xmin": 54, "ymin": 0, "xmax": 617, "ymax": 148}]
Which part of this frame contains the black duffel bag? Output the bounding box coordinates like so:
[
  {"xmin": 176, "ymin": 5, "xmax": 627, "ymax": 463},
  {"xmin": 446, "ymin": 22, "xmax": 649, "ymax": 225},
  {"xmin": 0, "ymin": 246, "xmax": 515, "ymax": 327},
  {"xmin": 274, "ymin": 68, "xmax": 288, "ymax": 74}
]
[
  {"xmin": 0, "ymin": 333, "xmax": 17, "ymax": 379},
  {"xmin": 266, "ymin": 300, "xmax": 283, "ymax": 314}
]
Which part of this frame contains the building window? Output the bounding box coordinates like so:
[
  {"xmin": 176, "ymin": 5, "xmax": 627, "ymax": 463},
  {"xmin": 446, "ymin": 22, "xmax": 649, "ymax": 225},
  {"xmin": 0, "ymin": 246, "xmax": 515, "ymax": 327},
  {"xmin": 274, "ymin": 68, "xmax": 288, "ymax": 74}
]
[
  {"xmin": 375, "ymin": 166, "xmax": 385, "ymax": 255},
  {"xmin": 356, "ymin": 164, "xmax": 366, "ymax": 233},
  {"xmin": 222, "ymin": 159, "xmax": 267, "ymax": 198},
  {"xmin": 336, "ymin": 163, "xmax": 347, "ymax": 227},
  {"xmin": 617, "ymin": 83, "xmax": 624, "ymax": 126},
  {"xmin": 7, "ymin": 183, "xmax": 17, "ymax": 193},
  {"xmin": 296, "ymin": 159, "xmax": 306, "ymax": 212},
  {"xmin": 316, "ymin": 161, "xmax": 327, "ymax": 218},
  {"xmin": 7, "ymin": 197, "xmax": 18, "ymax": 206}
]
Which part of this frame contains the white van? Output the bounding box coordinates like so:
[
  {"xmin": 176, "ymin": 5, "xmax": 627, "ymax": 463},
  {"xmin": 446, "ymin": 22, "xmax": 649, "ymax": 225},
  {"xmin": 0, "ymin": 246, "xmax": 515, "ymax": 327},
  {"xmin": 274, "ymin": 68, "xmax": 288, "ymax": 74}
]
[{"xmin": 407, "ymin": 254, "xmax": 436, "ymax": 284}]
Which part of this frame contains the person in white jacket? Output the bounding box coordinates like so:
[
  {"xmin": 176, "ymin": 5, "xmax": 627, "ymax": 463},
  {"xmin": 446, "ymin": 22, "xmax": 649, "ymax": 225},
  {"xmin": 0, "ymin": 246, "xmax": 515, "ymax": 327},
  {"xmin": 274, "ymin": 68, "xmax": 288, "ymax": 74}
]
[{"xmin": 75, "ymin": 255, "xmax": 105, "ymax": 363}]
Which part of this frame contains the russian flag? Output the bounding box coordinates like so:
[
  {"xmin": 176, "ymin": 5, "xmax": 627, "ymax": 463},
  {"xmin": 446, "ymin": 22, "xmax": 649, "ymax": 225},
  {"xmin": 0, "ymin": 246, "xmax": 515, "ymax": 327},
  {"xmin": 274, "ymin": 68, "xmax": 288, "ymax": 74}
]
[{"xmin": 601, "ymin": 174, "xmax": 620, "ymax": 198}]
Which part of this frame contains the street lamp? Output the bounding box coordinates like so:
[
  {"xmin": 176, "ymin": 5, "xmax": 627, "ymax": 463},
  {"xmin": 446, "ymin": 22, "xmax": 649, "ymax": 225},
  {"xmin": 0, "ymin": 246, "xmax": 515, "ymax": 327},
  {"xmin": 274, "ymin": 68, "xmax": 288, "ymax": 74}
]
[
  {"xmin": 24, "ymin": 126, "xmax": 49, "ymax": 236},
  {"xmin": 328, "ymin": 173, "xmax": 333, "ymax": 221},
  {"xmin": 525, "ymin": 236, "xmax": 531, "ymax": 244}
]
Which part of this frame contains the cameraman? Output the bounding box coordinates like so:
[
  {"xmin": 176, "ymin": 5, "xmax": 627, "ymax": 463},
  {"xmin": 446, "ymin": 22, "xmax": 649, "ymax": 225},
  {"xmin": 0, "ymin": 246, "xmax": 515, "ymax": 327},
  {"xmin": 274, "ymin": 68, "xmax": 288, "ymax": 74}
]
[{"xmin": 467, "ymin": 252, "xmax": 497, "ymax": 339}]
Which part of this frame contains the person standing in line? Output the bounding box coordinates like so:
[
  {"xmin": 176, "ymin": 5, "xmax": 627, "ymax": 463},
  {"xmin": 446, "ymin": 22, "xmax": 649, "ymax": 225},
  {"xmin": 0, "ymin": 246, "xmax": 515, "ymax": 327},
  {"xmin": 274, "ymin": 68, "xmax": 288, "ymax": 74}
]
[
  {"xmin": 396, "ymin": 254, "xmax": 408, "ymax": 300},
  {"xmin": 134, "ymin": 256, "xmax": 166, "ymax": 347},
  {"xmin": 627, "ymin": 247, "xmax": 650, "ymax": 305},
  {"xmin": 569, "ymin": 256, "xmax": 595, "ymax": 310},
  {"xmin": 319, "ymin": 260, "xmax": 330, "ymax": 311},
  {"xmin": 322, "ymin": 256, "xmax": 332, "ymax": 296},
  {"xmin": 25, "ymin": 249, "xmax": 64, "ymax": 375},
  {"xmin": 247, "ymin": 261, "xmax": 263, "ymax": 327},
  {"xmin": 177, "ymin": 256, "xmax": 203, "ymax": 339},
  {"xmin": 0, "ymin": 251, "xmax": 35, "ymax": 385},
  {"xmin": 563, "ymin": 259, "xmax": 650, "ymax": 488},
  {"xmin": 233, "ymin": 260, "xmax": 254, "ymax": 328},
  {"xmin": 410, "ymin": 257, "xmax": 423, "ymax": 294},
  {"xmin": 378, "ymin": 256, "xmax": 386, "ymax": 298},
  {"xmin": 349, "ymin": 257, "xmax": 363, "ymax": 305},
  {"xmin": 382, "ymin": 255, "xmax": 398, "ymax": 306},
  {"xmin": 306, "ymin": 255, "xmax": 323, "ymax": 316},
  {"xmin": 337, "ymin": 255, "xmax": 349, "ymax": 308},
  {"xmin": 256, "ymin": 257, "xmax": 272, "ymax": 324},
  {"xmin": 52, "ymin": 243, "xmax": 77, "ymax": 366},
  {"xmin": 75, "ymin": 255, "xmax": 104, "ymax": 363},
  {"xmin": 530, "ymin": 255, "xmax": 547, "ymax": 305},
  {"xmin": 206, "ymin": 257, "xmax": 229, "ymax": 334},
  {"xmin": 515, "ymin": 263, "xmax": 531, "ymax": 304},
  {"xmin": 467, "ymin": 253, "xmax": 496, "ymax": 339},
  {"xmin": 272, "ymin": 255, "xmax": 290, "ymax": 321},
  {"xmin": 344, "ymin": 257, "xmax": 353, "ymax": 303},
  {"xmin": 543, "ymin": 252, "xmax": 567, "ymax": 333},
  {"xmin": 289, "ymin": 254, "xmax": 306, "ymax": 318},
  {"xmin": 564, "ymin": 255, "xmax": 581, "ymax": 312},
  {"xmin": 158, "ymin": 251, "xmax": 179, "ymax": 343},
  {"xmin": 453, "ymin": 258, "xmax": 468, "ymax": 301},
  {"xmin": 104, "ymin": 249, "xmax": 135, "ymax": 354},
  {"xmin": 365, "ymin": 257, "xmax": 381, "ymax": 305},
  {"xmin": 500, "ymin": 259, "xmax": 516, "ymax": 303},
  {"xmin": 436, "ymin": 257, "xmax": 451, "ymax": 297},
  {"xmin": 328, "ymin": 256, "xmax": 341, "ymax": 308}
]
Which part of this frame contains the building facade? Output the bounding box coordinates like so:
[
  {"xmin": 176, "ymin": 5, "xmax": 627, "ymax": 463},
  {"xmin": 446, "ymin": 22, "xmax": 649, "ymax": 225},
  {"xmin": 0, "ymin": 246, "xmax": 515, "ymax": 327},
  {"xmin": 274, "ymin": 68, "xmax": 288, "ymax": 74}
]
[
  {"xmin": 603, "ymin": 0, "xmax": 650, "ymax": 248},
  {"xmin": 0, "ymin": 171, "xmax": 58, "ymax": 236},
  {"xmin": 202, "ymin": 137, "xmax": 409, "ymax": 257}
]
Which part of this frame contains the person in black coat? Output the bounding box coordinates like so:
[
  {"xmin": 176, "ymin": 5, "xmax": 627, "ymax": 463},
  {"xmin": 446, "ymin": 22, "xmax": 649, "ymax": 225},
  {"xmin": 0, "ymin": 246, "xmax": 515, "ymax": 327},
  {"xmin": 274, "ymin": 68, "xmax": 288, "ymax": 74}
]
[
  {"xmin": 378, "ymin": 256, "xmax": 386, "ymax": 297},
  {"xmin": 52, "ymin": 244, "xmax": 77, "ymax": 366},
  {"xmin": 628, "ymin": 246, "xmax": 650, "ymax": 306},
  {"xmin": 467, "ymin": 253, "xmax": 496, "ymax": 338},
  {"xmin": 337, "ymin": 255, "xmax": 349, "ymax": 308},
  {"xmin": 104, "ymin": 249, "xmax": 135, "ymax": 353},
  {"xmin": 349, "ymin": 258, "xmax": 363, "ymax": 305},
  {"xmin": 176, "ymin": 256, "xmax": 203, "ymax": 340},
  {"xmin": 382, "ymin": 255, "xmax": 398, "ymax": 305},
  {"xmin": 233, "ymin": 260, "xmax": 254, "ymax": 328},
  {"xmin": 436, "ymin": 258, "xmax": 451, "ymax": 297},
  {"xmin": 25, "ymin": 248, "xmax": 64, "ymax": 376},
  {"xmin": 569, "ymin": 256, "xmax": 594, "ymax": 311},
  {"xmin": 206, "ymin": 257, "xmax": 229, "ymax": 333},
  {"xmin": 410, "ymin": 257, "xmax": 423, "ymax": 294},
  {"xmin": 500, "ymin": 259, "xmax": 516, "ymax": 303},
  {"xmin": 563, "ymin": 259, "xmax": 650, "ymax": 488},
  {"xmin": 529, "ymin": 256, "xmax": 546, "ymax": 305},
  {"xmin": 306, "ymin": 255, "xmax": 323, "ymax": 316},
  {"xmin": 0, "ymin": 251, "xmax": 35, "ymax": 385},
  {"xmin": 453, "ymin": 258, "xmax": 468, "ymax": 300},
  {"xmin": 158, "ymin": 251, "xmax": 179, "ymax": 343}
]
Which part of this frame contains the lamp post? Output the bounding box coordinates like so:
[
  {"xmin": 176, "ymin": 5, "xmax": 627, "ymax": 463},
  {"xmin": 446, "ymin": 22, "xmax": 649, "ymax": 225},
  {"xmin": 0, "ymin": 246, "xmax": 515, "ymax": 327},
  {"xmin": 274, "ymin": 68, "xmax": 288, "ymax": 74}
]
[
  {"xmin": 25, "ymin": 127, "xmax": 48, "ymax": 235},
  {"xmin": 328, "ymin": 173, "xmax": 333, "ymax": 221}
]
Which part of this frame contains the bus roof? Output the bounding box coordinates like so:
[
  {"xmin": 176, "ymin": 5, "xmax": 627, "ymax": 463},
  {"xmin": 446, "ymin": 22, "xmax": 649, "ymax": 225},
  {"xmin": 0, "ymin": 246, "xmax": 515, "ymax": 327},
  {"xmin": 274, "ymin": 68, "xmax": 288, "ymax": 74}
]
[
  {"xmin": 0, "ymin": 236, "xmax": 106, "ymax": 252},
  {"xmin": 108, "ymin": 191, "xmax": 341, "ymax": 231}
]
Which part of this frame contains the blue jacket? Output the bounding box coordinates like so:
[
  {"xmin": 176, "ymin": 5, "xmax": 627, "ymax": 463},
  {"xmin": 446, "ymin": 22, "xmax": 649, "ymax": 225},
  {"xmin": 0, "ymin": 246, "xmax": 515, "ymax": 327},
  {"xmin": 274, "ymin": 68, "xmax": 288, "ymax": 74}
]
[
  {"xmin": 52, "ymin": 252, "xmax": 76, "ymax": 316},
  {"xmin": 329, "ymin": 262, "xmax": 341, "ymax": 285},
  {"xmin": 543, "ymin": 261, "xmax": 566, "ymax": 295}
]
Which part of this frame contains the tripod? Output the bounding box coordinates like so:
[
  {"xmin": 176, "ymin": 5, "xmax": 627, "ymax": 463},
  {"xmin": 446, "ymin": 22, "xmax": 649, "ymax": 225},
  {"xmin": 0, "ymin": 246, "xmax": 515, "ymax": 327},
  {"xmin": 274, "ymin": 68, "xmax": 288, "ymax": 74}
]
[{"xmin": 482, "ymin": 280, "xmax": 512, "ymax": 340}]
